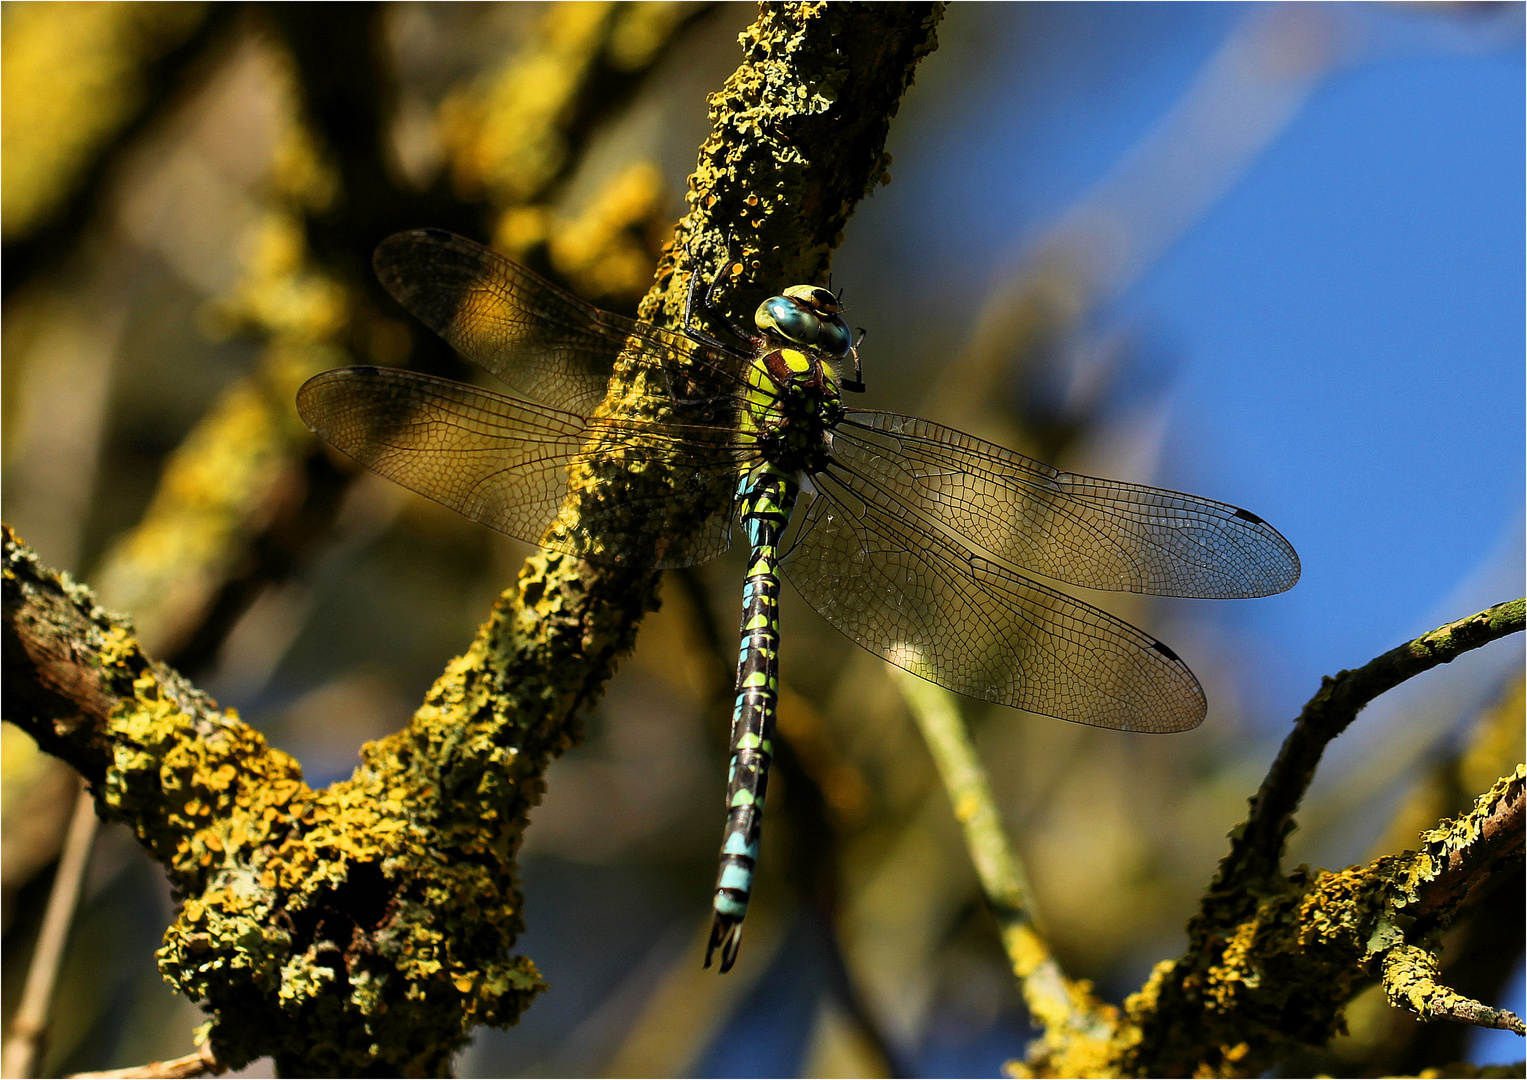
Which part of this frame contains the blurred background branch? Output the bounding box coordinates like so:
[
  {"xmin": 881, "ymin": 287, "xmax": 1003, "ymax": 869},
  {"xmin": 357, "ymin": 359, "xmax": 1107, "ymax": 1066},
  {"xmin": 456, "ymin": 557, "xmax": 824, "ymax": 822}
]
[
  {"xmin": 896, "ymin": 674, "xmax": 1117, "ymax": 1068},
  {"xmin": 2, "ymin": 3, "xmax": 236, "ymax": 296},
  {"xmin": 2, "ymin": 783, "xmax": 98, "ymax": 1080}
]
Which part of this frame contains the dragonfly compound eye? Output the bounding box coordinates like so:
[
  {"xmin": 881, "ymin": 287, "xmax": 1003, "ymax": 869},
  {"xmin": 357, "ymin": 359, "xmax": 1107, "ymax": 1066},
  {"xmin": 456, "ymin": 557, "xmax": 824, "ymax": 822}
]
[
  {"xmin": 755, "ymin": 295, "xmax": 822, "ymax": 347},
  {"xmin": 816, "ymin": 315, "xmax": 852, "ymax": 358}
]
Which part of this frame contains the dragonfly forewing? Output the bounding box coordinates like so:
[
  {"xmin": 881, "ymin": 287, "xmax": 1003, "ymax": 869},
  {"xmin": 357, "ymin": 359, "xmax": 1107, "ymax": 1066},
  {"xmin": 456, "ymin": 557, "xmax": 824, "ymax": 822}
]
[
  {"xmin": 296, "ymin": 366, "xmax": 744, "ymax": 568},
  {"xmin": 832, "ymin": 411, "xmax": 1299, "ymax": 599},
  {"xmin": 374, "ymin": 229, "xmax": 752, "ymax": 418},
  {"xmin": 373, "ymin": 230, "xmax": 631, "ymax": 415}
]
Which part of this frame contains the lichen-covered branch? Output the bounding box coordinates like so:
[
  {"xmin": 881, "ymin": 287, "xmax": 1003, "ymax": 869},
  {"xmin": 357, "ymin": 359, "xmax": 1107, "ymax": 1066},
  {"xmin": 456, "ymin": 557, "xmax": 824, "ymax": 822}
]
[
  {"xmin": 1383, "ymin": 942, "xmax": 1525, "ymax": 1034},
  {"xmin": 8, "ymin": 523, "xmax": 530, "ymax": 1077},
  {"xmin": 1407, "ymin": 765, "xmax": 1523, "ymax": 923},
  {"xmin": 5, "ymin": 4, "xmax": 943, "ymax": 1073},
  {"xmin": 1115, "ymin": 605, "xmax": 1526, "ymax": 1079},
  {"xmin": 641, "ymin": 2, "xmax": 944, "ymax": 327},
  {"xmin": 1227, "ymin": 598, "xmax": 1525, "ymax": 891},
  {"xmin": 1342, "ymin": 674, "xmax": 1527, "ymax": 1075},
  {"xmin": 1006, "ymin": 767, "xmax": 1526, "ymax": 1078},
  {"xmin": 1003, "ymin": 602, "xmax": 1525, "ymax": 1078}
]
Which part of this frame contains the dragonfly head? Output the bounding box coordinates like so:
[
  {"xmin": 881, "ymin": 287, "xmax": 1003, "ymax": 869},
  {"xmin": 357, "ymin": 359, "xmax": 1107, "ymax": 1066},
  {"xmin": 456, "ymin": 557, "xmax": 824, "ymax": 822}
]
[{"xmin": 755, "ymin": 289, "xmax": 853, "ymax": 361}]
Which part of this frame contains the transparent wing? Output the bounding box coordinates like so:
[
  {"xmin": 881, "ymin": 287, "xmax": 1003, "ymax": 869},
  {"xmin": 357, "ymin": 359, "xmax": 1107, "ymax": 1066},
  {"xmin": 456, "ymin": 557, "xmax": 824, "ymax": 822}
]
[
  {"xmin": 782, "ymin": 462, "xmax": 1207, "ymax": 732},
  {"xmin": 297, "ymin": 366, "xmax": 749, "ymax": 568},
  {"xmin": 831, "ymin": 411, "xmax": 1299, "ymax": 599},
  {"xmin": 373, "ymin": 229, "xmax": 746, "ymax": 415}
]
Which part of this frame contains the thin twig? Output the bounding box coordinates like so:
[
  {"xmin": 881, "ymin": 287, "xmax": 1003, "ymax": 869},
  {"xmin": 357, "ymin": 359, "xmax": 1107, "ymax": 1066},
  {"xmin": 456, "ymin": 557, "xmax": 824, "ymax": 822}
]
[
  {"xmin": 1382, "ymin": 942, "xmax": 1527, "ymax": 1036},
  {"xmin": 3, "ymin": 780, "xmax": 100, "ymax": 1079},
  {"xmin": 895, "ymin": 672, "xmax": 1109, "ymax": 1040},
  {"xmin": 69, "ymin": 1040, "xmax": 224, "ymax": 1079},
  {"xmin": 1227, "ymin": 598, "xmax": 1525, "ymax": 887}
]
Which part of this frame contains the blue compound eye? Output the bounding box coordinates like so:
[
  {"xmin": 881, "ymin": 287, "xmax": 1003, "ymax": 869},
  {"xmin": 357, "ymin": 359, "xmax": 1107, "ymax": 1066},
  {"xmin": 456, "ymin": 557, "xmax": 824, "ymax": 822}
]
[
  {"xmin": 816, "ymin": 315, "xmax": 851, "ymax": 358},
  {"xmin": 755, "ymin": 296, "xmax": 820, "ymax": 346}
]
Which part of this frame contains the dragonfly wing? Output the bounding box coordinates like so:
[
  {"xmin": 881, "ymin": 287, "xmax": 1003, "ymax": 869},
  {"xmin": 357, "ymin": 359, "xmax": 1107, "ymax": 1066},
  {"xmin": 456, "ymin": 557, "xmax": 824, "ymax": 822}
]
[
  {"xmin": 297, "ymin": 366, "xmax": 742, "ymax": 568},
  {"xmin": 374, "ymin": 229, "xmax": 746, "ymax": 415},
  {"xmin": 831, "ymin": 411, "xmax": 1299, "ymax": 599},
  {"xmin": 781, "ymin": 464, "xmax": 1206, "ymax": 732}
]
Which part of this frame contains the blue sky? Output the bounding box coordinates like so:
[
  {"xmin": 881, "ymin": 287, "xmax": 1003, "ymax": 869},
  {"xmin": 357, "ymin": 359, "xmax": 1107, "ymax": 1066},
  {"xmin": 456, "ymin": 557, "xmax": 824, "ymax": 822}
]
[
  {"xmin": 843, "ymin": 1, "xmax": 1523, "ymax": 718},
  {"xmin": 1137, "ymin": 34, "xmax": 1525, "ymax": 680},
  {"xmin": 831, "ymin": 6, "xmax": 1523, "ymax": 1067}
]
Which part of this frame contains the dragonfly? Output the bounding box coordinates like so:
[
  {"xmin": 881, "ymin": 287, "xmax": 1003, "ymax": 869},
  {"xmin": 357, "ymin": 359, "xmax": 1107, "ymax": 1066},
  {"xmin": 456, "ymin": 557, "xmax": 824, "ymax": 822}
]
[{"xmin": 297, "ymin": 228, "xmax": 1299, "ymax": 973}]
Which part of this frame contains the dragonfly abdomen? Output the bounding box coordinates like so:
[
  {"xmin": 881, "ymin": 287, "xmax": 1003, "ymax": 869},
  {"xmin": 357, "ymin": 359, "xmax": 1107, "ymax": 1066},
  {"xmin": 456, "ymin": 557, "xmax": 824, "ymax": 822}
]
[{"xmin": 706, "ymin": 462, "xmax": 799, "ymax": 973}]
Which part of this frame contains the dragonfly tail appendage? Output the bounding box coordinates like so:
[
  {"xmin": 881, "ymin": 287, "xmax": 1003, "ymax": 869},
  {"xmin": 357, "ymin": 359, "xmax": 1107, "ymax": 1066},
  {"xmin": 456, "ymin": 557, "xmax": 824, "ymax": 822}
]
[
  {"xmin": 706, "ymin": 912, "xmax": 745, "ymax": 972},
  {"xmin": 708, "ymin": 799, "xmax": 758, "ymax": 973}
]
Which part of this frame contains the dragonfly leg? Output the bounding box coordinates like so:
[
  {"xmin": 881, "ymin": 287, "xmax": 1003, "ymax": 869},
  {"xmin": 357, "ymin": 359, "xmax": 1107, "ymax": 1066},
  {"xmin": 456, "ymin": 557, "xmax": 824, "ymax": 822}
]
[
  {"xmin": 704, "ymin": 241, "xmax": 760, "ymax": 346},
  {"xmin": 683, "ymin": 239, "xmax": 757, "ymax": 356},
  {"xmin": 841, "ymin": 327, "xmax": 867, "ymax": 393},
  {"xmin": 653, "ymin": 362, "xmax": 739, "ymax": 411}
]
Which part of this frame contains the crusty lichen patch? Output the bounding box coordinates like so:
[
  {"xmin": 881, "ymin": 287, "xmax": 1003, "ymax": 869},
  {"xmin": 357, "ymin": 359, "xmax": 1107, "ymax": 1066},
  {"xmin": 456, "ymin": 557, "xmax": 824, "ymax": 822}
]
[
  {"xmin": 1101, "ymin": 766, "xmax": 1526, "ymax": 1078},
  {"xmin": 640, "ymin": 2, "xmax": 943, "ymax": 331},
  {"xmin": 9, "ymin": 534, "xmax": 552, "ymax": 1072},
  {"xmin": 1003, "ymin": 765, "xmax": 1524, "ymax": 1078}
]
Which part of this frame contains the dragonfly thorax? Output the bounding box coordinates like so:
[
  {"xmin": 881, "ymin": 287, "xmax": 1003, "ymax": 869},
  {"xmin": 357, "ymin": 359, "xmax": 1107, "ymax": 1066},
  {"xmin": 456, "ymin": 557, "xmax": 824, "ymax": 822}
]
[{"xmin": 745, "ymin": 346, "xmax": 840, "ymax": 476}]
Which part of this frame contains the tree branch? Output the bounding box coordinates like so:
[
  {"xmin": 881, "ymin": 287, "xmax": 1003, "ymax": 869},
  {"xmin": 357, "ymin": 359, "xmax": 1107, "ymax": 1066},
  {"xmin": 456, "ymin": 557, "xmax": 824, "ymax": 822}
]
[
  {"xmin": 1003, "ymin": 603, "xmax": 1526, "ymax": 1078},
  {"xmin": 3, "ymin": 783, "xmax": 100, "ymax": 1080},
  {"xmin": 70, "ymin": 1039, "xmax": 223, "ymax": 1080},
  {"xmin": 1411, "ymin": 770, "xmax": 1524, "ymax": 919},
  {"xmin": 897, "ymin": 673, "xmax": 1118, "ymax": 1063},
  {"xmin": 4, "ymin": 4, "xmax": 945, "ymax": 1073},
  {"xmin": 1107, "ymin": 767, "xmax": 1527, "ymax": 1078},
  {"xmin": 1228, "ymin": 598, "xmax": 1524, "ymax": 889},
  {"xmin": 1114, "ymin": 595, "xmax": 1527, "ymax": 1078},
  {"xmin": 1383, "ymin": 943, "xmax": 1525, "ymax": 1035}
]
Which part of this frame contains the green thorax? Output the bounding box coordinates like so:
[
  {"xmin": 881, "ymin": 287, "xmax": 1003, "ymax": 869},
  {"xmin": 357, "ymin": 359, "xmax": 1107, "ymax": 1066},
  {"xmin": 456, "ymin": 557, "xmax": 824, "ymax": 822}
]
[{"xmin": 741, "ymin": 345, "xmax": 841, "ymax": 477}]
